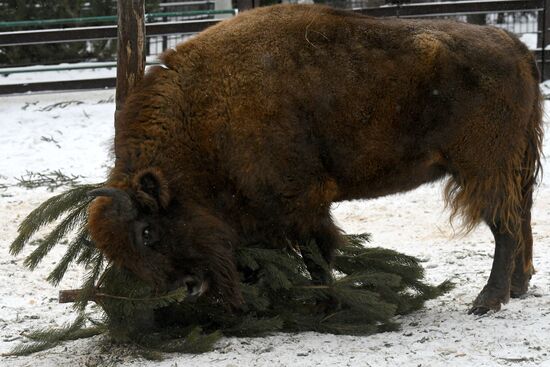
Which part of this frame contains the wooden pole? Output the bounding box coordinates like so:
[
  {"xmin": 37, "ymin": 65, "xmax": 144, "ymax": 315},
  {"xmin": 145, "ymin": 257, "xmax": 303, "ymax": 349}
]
[
  {"xmin": 58, "ymin": 2, "xmax": 146, "ymax": 305},
  {"xmin": 115, "ymin": 0, "xmax": 146, "ymax": 138}
]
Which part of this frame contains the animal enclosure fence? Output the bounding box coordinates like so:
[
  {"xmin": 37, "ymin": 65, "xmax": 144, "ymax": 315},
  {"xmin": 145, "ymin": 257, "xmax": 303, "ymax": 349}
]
[{"xmin": 1, "ymin": 0, "xmax": 549, "ymax": 94}]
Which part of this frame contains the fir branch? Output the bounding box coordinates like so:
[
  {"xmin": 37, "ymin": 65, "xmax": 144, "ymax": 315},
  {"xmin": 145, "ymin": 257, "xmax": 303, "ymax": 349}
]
[
  {"xmin": 6, "ymin": 341, "xmax": 54, "ymax": 357},
  {"xmin": 15, "ymin": 170, "xmax": 83, "ymax": 191},
  {"xmin": 76, "ymin": 244, "xmax": 99, "ymax": 266},
  {"xmin": 344, "ymin": 233, "xmax": 372, "ymax": 247},
  {"xmin": 334, "ymin": 271, "xmax": 402, "ymax": 288},
  {"xmin": 302, "ymin": 239, "xmax": 331, "ymax": 275},
  {"xmin": 240, "ymin": 284, "xmax": 270, "ymax": 311},
  {"xmin": 140, "ymin": 349, "xmax": 165, "ymax": 361},
  {"xmin": 96, "ymin": 288, "xmax": 187, "ymax": 303},
  {"xmin": 236, "ymin": 249, "xmax": 260, "ymax": 271},
  {"xmin": 332, "ymin": 287, "xmax": 396, "ymax": 319},
  {"xmin": 6, "ymin": 315, "xmax": 87, "ymax": 356},
  {"xmin": 46, "ymin": 228, "xmax": 90, "ymax": 285},
  {"xmin": 226, "ymin": 315, "xmax": 284, "ymax": 336},
  {"xmin": 59, "ymin": 287, "xmax": 187, "ymax": 307},
  {"xmin": 38, "ymin": 100, "xmax": 83, "ymax": 112},
  {"xmin": 239, "ymin": 247, "xmax": 304, "ymax": 274},
  {"xmin": 23, "ymin": 201, "xmax": 89, "ymax": 270},
  {"xmin": 152, "ymin": 327, "xmax": 222, "ymax": 354},
  {"xmin": 259, "ymin": 263, "xmax": 293, "ymax": 290},
  {"xmin": 9, "ymin": 182, "xmax": 452, "ymax": 357},
  {"xmin": 10, "ymin": 183, "xmax": 101, "ymax": 256},
  {"xmin": 74, "ymin": 252, "xmax": 105, "ymax": 310},
  {"xmin": 24, "ymin": 325, "xmax": 105, "ymax": 342}
]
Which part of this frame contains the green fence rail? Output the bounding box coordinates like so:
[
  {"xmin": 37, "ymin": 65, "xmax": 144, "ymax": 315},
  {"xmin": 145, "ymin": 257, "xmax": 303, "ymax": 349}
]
[{"xmin": 0, "ymin": 9, "xmax": 237, "ymax": 29}]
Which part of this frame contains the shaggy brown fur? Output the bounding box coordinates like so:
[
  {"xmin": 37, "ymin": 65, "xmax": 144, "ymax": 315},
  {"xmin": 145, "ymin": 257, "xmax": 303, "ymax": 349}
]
[{"xmin": 87, "ymin": 4, "xmax": 543, "ymax": 314}]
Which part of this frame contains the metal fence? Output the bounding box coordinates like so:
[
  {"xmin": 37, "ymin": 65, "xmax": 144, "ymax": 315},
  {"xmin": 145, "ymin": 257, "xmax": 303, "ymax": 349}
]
[
  {"xmin": 1, "ymin": 0, "xmax": 549, "ymax": 94},
  {"xmin": 0, "ymin": 0, "xmax": 229, "ymax": 67}
]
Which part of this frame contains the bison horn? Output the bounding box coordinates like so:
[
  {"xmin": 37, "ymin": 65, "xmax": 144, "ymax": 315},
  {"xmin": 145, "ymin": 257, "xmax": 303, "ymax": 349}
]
[{"xmin": 88, "ymin": 187, "xmax": 137, "ymax": 220}]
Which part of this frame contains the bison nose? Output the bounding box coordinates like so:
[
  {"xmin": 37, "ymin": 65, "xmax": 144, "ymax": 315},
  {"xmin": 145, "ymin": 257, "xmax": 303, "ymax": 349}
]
[{"xmin": 181, "ymin": 275, "xmax": 207, "ymax": 298}]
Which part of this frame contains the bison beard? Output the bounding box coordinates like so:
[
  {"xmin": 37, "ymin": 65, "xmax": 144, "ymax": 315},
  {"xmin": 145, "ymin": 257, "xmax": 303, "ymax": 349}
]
[{"xmin": 88, "ymin": 4, "xmax": 543, "ymax": 315}]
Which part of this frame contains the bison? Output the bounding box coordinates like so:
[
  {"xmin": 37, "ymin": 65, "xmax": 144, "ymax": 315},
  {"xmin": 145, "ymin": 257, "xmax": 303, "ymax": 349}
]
[{"xmin": 88, "ymin": 4, "xmax": 543, "ymax": 315}]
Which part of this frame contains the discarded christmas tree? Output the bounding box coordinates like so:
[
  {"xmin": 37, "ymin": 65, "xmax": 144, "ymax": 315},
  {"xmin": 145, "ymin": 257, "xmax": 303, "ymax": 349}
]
[{"xmin": 8, "ymin": 183, "xmax": 452, "ymax": 358}]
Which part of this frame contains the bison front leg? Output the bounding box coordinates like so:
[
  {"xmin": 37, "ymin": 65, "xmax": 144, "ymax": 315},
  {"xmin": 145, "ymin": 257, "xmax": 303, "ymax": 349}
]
[
  {"xmin": 469, "ymin": 220, "xmax": 518, "ymax": 315},
  {"xmin": 299, "ymin": 217, "xmax": 344, "ymax": 284}
]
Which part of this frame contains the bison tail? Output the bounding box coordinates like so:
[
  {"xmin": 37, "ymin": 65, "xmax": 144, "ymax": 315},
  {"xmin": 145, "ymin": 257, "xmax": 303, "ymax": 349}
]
[{"xmin": 443, "ymin": 78, "xmax": 543, "ymax": 241}]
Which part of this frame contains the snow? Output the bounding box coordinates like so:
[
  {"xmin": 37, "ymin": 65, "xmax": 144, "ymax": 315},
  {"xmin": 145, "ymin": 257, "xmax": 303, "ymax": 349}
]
[
  {"xmin": 1, "ymin": 88, "xmax": 550, "ymax": 367},
  {"xmin": 519, "ymin": 33, "xmax": 537, "ymax": 50},
  {"xmin": 0, "ymin": 63, "xmax": 117, "ymax": 85},
  {"xmin": 0, "ymin": 56, "xmax": 169, "ymax": 86}
]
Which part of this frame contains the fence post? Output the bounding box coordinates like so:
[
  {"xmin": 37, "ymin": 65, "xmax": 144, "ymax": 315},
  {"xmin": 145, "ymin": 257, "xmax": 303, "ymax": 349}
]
[
  {"xmin": 236, "ymin": 0, "xmax": 259, "ymax": 12},
  {"xmin": 538, "ymin": 0, "xmax": 550, "ymax": 80},
  {"xmin": 115, "ymin": 0, "xmax": 146, "ymax": 143}
]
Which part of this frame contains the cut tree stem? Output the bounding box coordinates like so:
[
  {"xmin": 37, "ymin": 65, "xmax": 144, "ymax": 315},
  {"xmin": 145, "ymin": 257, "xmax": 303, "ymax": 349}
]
[{"xmin": 59, "ymin": 289, "xmax": 86, "ymax": 303}]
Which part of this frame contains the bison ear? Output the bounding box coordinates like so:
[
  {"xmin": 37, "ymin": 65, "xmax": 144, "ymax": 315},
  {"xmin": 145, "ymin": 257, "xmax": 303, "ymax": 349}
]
[{"xmin": 133, "ymin": 168, "xmax": 171, "ymax": 210}]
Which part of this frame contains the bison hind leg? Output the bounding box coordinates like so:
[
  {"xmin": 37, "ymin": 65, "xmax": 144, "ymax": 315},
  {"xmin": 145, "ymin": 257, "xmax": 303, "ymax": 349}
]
[
  {"xmin": 510, "ymin": 186, "xmax": 535, "ymax": 299},
  {"xmin": 444, "ymin": 149, "xmax": 538, "ymax": 315}
]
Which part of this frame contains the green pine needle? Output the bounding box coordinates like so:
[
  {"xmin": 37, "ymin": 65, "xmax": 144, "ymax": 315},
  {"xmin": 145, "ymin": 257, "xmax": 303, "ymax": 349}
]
[
  {"xmin": 10, "ymin": 183, "xmax": 100, "ymax": 256},
  {"xmin": 46, "ymin": 228, "xmax": 90, "ymax": 285},
  {"xmin": 6, "ymin": 315, "xmax": 88, "ymax": 356},
  {"xmin": 155, "ymin": 327, "xmax": 223, "ymax": 354},
  {"xmin": 23, "ymin": 201, "xmax": 89, "ymax": 270}
]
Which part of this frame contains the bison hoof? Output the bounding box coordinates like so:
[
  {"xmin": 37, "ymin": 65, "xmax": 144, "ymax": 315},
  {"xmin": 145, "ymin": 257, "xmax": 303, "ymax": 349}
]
[
  {"xmin": 468, "ymin": 285, "xmax": 509, "ymax": 315},
  {"xmin": 510, "ymin": 283, "xmax": 529, "ymax": 299},
  {"xmin": 510, "ymin": 272, "xmax": 532, "ymax": 299}
]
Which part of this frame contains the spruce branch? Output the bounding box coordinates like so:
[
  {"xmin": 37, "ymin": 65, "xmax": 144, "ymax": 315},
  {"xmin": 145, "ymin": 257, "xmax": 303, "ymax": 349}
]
[
  {"xmin": 10, "ymin": 183, "xmax": 101, "ymax": 256},
  {"xmin": 9, "ymin": 180, "xmax": 452, "ymax": 357},
  {"xmin": 59, "ymin": 287, "xmax": 187, "ymax": 304},
  {"xmin": 5, "ymin": 315, "xmax": 88, "ymax": 356},
  {"xmin": 23, "ymin": 201, "xmax": 89, "ymax": 270},
  {"xmin": 47, "ymin": 228, "xmax": 90, "ymax": 285},
  {"xmin": 15, "ymin": 170, "xmax": 83, "ymax": 191}
]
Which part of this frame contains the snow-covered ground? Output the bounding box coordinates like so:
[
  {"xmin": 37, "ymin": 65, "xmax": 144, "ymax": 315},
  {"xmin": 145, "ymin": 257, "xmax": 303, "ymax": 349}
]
[{"xmin": 1, "ymin": 87, "xmax": 550, "ymax": 367}]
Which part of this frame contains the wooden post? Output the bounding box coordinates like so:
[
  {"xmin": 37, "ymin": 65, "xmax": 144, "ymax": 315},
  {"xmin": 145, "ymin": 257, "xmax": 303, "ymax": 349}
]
[
  {"xmin": 538, "ymin": 0, "xmax": 550, "ymax": 80},
  {"xmin": 115, "ymin": 0, "xmax": 146, "ymax": 138}
]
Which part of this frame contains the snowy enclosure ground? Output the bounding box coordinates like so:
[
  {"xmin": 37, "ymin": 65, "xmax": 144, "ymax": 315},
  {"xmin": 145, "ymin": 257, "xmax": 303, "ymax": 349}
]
[{"xmin": 1, "ymin": 87, "xmax": 550, "ymax": 367}]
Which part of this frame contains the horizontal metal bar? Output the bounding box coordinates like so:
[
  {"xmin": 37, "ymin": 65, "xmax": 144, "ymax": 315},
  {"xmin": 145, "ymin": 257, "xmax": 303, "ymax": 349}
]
[
  {"xmin": 147, "ymin": 18, "xmax": 219, "ymax": 36},
  {"xmin": 0, "ymin": 10, "xmax": 235, "ymax": 29},
  {"xmin": 0, "ymin": 77, "xmax": 116, "ymax": 94},
  {"xmin": 357, "ymin": 0, "xmax": 544, "ymax": 17},
  {"xmin": 160, "ymin": 1, "xmax": 216, "ymax": 7},
  {"xmin": 0, "ymin": 15, "xmax": 117, "ymax": 28},
  {"xmin": 146, "ymin": 9, "xmax": 236, "ymax": 19},
  {"xmin": 0, "ymin": 61, "xmax": 162, "ymax": 75},
  {"xmin": 0, "ymin": 19, "xmax": 220, "ymax": 46}
]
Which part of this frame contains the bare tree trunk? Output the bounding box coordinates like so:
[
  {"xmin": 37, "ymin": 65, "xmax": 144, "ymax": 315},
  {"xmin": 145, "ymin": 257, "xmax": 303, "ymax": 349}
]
[{"xmin": 115, "ymin": 0, "xmax": 146, "ymax": 152}]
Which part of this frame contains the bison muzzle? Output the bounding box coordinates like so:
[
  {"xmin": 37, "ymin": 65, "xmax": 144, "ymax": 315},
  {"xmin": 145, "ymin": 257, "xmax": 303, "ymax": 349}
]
[{"xmin": 87, "ymin": 4, "xmax": 543, "ymax": 315}]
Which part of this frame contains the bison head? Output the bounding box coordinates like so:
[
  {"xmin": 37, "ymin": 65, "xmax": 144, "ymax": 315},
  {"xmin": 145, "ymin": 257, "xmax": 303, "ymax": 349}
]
[{"xmin": 87, "ymin": 168, "xmax": 243, "ymax": 307}]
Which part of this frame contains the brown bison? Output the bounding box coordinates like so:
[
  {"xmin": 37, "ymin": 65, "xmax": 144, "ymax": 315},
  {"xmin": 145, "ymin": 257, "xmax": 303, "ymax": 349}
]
[{"xmin": 88, "ymin": 4, "xmax": 543, "ymax": 315}]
